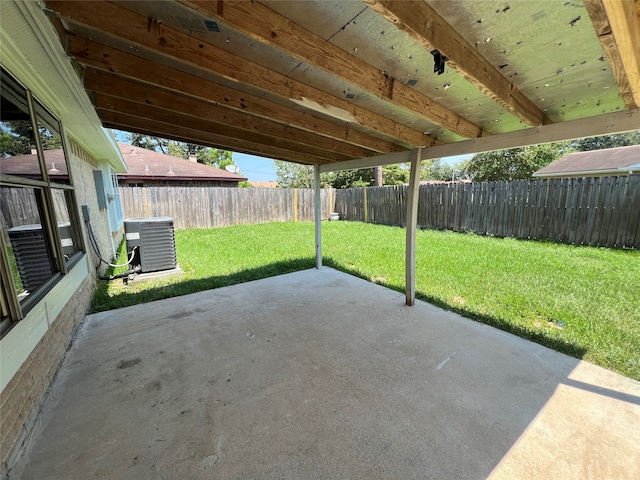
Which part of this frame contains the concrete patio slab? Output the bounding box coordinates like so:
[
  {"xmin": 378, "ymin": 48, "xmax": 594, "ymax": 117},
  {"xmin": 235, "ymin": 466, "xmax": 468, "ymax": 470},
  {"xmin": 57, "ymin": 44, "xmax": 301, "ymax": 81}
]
[{"xmin": 7, "ymin": 268, "xmax": 640, "ymax": 479}]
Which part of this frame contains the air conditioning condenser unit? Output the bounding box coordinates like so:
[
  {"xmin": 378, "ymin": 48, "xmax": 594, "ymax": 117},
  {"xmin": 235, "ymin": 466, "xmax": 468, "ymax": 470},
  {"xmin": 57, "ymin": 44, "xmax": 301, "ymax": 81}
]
[{"xmin": 124, "ymin": 217, "xmax": 177, "ymax": 273}]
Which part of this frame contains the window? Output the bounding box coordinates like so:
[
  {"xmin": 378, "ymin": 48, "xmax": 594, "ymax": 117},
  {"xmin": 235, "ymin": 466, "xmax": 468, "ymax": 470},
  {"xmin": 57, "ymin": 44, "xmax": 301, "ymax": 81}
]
[{"xmin": 0, "ymin": 67, "xmax": 85, "ymax": 336}]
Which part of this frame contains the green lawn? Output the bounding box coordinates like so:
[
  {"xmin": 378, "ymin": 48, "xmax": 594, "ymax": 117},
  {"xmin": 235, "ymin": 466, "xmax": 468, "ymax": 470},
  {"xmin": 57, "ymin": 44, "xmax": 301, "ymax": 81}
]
[{"xmin": 93, "ymin": 221, "xmax": 640, "ymax": 380}]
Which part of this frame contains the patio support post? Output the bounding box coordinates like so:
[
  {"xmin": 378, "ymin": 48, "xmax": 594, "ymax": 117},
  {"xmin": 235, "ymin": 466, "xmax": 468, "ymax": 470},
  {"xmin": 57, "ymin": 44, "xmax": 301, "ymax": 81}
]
[
  {"xmin": 314, "ymin": 164, "xmax": 322, "ymax": 269},
  {"xmin": 405, "ymin": 148, "xmax": 422, "ymax": 306}
]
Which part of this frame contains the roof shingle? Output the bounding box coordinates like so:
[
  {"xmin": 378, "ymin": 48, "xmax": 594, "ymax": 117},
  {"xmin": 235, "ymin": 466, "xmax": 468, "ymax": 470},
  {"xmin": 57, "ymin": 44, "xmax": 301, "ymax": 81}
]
[
  {"xmin": 534, "ymin": 144, "xmax": 640, "ymax": 177},
  {"xmin": 118, "ymin": 143, "xmax": 247, "ymax": 182}
]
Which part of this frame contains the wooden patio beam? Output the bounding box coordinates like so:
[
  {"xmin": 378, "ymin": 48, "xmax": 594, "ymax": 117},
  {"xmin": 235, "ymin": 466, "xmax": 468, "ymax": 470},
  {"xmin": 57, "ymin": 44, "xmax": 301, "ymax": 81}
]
[
  {"xmin": 584, "ymin": 0, "xmax": 640, "ymax": 109},
  {"xmin": 92, "ymin": 92, "xmax": 344, "ymax": 163},
  {"xmin": 99, "ymin": 110, "xmax": 331, "ymax": 165},
  {"xmin": 364, "ymin": 0, "xmax": 551, "ymax": 127},
  {"xmin": 320, "ymin": 107, "xmax": 640, "ymax": 173},
  {"xmin": 84, "ymin": 69, "xmax": 370, "ymax": 160},
  {"xmin": 46, "ymin": 1, "xmax": 433, "ymax": 149},
  {"xmin": 67, "ymin": 36, "xmax": 404, "ymax": 154},
  {"xmin": 180, "ymin": 0, "xmax": 484, "ymax": 139}
]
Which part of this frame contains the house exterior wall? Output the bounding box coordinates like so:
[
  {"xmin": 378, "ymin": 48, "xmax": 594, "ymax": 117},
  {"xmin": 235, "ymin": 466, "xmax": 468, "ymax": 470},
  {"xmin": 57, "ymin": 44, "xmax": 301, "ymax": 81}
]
[
  {"xmin": 0, "ymin": 137, "xmax": 120, "ymax": 473},
  {"xmin": 68, "ymin": 138, "xmax": 124, "ymax": 261},
  {"xmin": 0, "ymin": 1, "xmax": 126, "ymax": 470},
  {"xmin": 0, "ymin": 274, "xmax": 93, "ymax": 473}
]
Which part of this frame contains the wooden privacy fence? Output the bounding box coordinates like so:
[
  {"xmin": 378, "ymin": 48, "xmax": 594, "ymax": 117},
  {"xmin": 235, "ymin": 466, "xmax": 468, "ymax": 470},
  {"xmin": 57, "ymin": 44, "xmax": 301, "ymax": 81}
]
[
  {"xmin": 333, "ymin": 176, "xmax": 640, "ymax": 249},
  {"xmin": 118, "ymin": 186, "xmax": 334, "ymax": 230}
]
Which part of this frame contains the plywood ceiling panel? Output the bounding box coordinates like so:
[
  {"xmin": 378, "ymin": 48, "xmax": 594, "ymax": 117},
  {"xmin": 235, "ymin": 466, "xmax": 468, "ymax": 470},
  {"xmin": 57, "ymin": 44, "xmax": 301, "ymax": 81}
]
[{"xmin": 43, "ymin": 0, "xmax": 639, "ymax": 165}]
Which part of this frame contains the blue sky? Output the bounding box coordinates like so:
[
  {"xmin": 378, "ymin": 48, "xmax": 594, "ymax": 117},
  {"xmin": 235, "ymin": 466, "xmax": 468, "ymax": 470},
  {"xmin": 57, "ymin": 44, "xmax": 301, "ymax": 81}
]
[
  {"xmin": 233, "ymin": 153, "xmax": 278, "ymax": 181},
  {"xmin": 233, "ymin": 152, "xmax": 474, "ymax": 182}
]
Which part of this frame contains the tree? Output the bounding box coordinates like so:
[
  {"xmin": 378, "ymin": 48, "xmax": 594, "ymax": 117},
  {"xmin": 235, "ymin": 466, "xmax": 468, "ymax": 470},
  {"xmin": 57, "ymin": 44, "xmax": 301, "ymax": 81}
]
[
  {"xmin": 197, "ymin": 147, "xmax": 233, "ymax": 170},
  {"xmin": 274, "ymin": 161, "xmax": 315, "ymax": 187},
  {"xmin": 381, "ymin": 164, "xmax": 409, "ymax": 185},
  {"xmin": 421, "ymin": 158, "xmax": 455, "ymax": 181},
  {"xmin": 275, "ymin": 161, "xmax": 412, "ymax": 188},
  {"xmin": 1, "ymin": 120, "xmax": 62, "ymax": 157},
  {"xmin": 570, "ymin": 132, "xmax": 640, "ymax": 151},
  {"xmin": 127, "ymin": 133, "xmax": 167, "ymax": 153},
  {"xmin": 465, "ymin": 143, "xmax": 568, "ymax": 181},
  {"xmin": 1, "ymin": 121, "xmax": 32, "ymax": 157},
  {"xmin": 167, "ymin": 141, "xmax": 187, "ymax": 159},
  {"xmin": 325, "ymin": 168, "xmax": 373, "ymax": 188}
]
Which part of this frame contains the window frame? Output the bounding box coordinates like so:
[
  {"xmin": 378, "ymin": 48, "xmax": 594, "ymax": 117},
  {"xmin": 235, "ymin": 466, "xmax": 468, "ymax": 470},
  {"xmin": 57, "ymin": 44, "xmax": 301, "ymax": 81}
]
[{"xmin": 1, "ymin": 67, "xmax": 86, "ymax": 337}]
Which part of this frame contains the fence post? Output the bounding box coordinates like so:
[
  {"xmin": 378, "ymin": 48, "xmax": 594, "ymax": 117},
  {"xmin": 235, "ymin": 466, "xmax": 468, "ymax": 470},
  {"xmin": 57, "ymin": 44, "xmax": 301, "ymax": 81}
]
[
  {"xmin": 363, "ymin": 186, "xmax": 368, "ymax": 223},
  {"xmin": 406, "ymin": 148, "xmax": 422, "ymax": 306}
]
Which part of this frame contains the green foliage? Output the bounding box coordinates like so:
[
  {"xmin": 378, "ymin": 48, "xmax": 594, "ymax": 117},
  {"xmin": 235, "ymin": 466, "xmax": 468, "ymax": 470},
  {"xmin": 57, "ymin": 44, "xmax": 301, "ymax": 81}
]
[
  {"xmin": 381, "ymin": 164, "xmax": 409, "ymax": 185},
  {"xmin": 127, "ymin": 133, "xmax": 167, "ymax": 153},
  {"xmin": 274, "ymin": 161, "xmax": 314, "ymax": 187},
  {"xmin": 0, "ymin": 121, "xmax": 33, "ymax": 157},
  {"xmin": 1, "ymin": 121, "xmax": 61, "ymax": 156},
  {"xmin": 324, "ymin": 168, "xmax": 373, "ymax": 188},
  {"xmin": 465, "ymin": 143, "xmax": 568, "ymax": 181},
  {"xmin": 570, "ymin": 131, "xmax": 640, "ymax": 151},
  {"xmin": 197, "ymin": 147, "xmax": 233, "ymax": 170},
  {"xmin": 420, "ymin": 158, "xmax": 456, "ymax": 181},
  {"xmin": 275, "ymin": 161, "xmax": 410, "ymax": 188},
  {"xmin": 167, "ymin": 141, "xmax": 187, "ymax": 159}
]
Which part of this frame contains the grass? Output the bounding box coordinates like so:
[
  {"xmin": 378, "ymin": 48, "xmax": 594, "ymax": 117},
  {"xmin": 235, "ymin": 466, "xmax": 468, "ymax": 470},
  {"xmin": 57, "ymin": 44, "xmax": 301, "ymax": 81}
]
[{"xmin": 92, "ymin": 221, "xmax": 640, "ymax": 380}]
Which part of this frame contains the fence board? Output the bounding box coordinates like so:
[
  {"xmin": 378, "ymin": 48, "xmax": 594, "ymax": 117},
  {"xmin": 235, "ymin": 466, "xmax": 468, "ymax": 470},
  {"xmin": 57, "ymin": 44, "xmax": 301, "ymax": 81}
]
[
  {"xmin": 331, "ymin": 177, "xmax": 639, "ymax": 249},
  {"xmin": 6, "ymin": 179, "xmax": 635, "ymax": 249},
  {"xmin": 115, "ymin": 186, "xmax": 334, "ymax": 231},
  {"xmin": 624, "ymin": 176, "xmax": 640, "ymax": 248}
]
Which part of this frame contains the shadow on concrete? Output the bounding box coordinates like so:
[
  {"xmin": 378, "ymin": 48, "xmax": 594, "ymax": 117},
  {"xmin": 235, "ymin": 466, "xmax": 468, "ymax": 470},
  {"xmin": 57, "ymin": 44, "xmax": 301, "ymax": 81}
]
[
  {"xmin": 91, "ymin": 257, "xmax": 317, "ymax": 313},
  {"xmin": 323, "ymin": 257, "xmax": 588, "ymax": 362},
  {"xmin": 562, "ymin": 378, "xmax": 640, "ymax": 406},
  {"xmin": 95, "ymin": 255, "xmax": 587, "ymax": 366}
]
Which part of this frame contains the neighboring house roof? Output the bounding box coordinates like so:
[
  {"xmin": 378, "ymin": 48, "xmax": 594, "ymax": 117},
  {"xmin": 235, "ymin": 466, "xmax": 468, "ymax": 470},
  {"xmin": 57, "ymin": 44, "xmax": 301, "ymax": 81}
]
[
  {"xmin": 0, "ymin": 149, "xmax": 69, "ymax": 180},
  {"xmin": 117, "ymin": 143, "xmax": 247, "ymax": 182},
  {"xmin": 534, "ymin": 144, "xmax": 640, "ymax": 177},
  {"xmin": 250, "ymin": 181, "xmax": 279, "ymax": 188}
]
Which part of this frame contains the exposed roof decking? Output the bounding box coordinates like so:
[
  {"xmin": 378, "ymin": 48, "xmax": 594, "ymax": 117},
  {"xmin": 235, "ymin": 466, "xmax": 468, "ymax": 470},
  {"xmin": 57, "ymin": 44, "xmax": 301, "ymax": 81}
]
[{"xmin": 44, "ymin": 0, "xmax": 640, "ymax": 165}]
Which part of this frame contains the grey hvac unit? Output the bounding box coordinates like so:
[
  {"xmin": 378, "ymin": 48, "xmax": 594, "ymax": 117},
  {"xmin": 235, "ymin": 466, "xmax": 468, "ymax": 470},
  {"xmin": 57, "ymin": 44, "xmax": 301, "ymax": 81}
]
[
  {"xmin": 124, "ymin": 217, "xmax": 177, "ymax": 273},
  {"xmin": 7, "ymin": 224, "xmax": 55, "ymax": 292},
  {"xmin": 7, "ymin": 223, "xmax": 75, "ymax": 292}
]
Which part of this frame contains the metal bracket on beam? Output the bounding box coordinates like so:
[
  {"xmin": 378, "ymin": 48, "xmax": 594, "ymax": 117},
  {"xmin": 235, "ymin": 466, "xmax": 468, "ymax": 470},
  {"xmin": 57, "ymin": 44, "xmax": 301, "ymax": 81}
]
[{"xmin": 431, "ymin": 49, "xmax": 448, "ymax": 75}]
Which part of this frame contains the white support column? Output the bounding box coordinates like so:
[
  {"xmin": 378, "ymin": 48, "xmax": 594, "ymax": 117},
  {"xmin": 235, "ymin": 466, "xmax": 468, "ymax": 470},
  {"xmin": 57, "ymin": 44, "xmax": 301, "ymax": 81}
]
[
  {"xmin": 405, "ymin": 148, "xmax": 422, "ymax": 306},
  {"xmin": 314, "ymin": 164, "xmax": 322, "ymax": 269}
]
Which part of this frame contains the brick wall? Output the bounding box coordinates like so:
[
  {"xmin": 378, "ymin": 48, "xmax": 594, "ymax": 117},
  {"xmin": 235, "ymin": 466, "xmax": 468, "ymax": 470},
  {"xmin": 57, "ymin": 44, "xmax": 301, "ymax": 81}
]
[
  {"xmin": 67, "ymin": 138, "xmax": 117, "ymax": 274},
  {"xmin": 0, "ymin": 275, "xmax": 94, "ymax": 474}
]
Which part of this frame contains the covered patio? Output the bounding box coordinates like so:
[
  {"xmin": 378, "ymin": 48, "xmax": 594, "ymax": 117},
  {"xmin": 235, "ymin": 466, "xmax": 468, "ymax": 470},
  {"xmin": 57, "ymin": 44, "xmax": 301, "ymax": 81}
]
[
  {"xmin": 3, "ymin": 1, "xmax": 640, "ymax": 477},
  {"xmin": 9, "ymin": 268, "xmax": 640, "ymax": 479}
]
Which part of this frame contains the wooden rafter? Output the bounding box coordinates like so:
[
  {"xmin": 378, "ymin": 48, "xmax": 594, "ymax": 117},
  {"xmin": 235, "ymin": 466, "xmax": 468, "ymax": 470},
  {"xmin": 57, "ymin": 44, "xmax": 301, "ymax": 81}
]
[
  {"xmin": 92, "ymin": 92, "xmax": 347, "ymax": 163},
  {"xmin": 320, "ymin": 108, "xmax": 640, "ymax": 173},
  {"xmin": 364, "ymin": 0, "xmax": 551, "ymax": 127},
  {"xmin": 83, "ymin": 69, "xmax": 373, "ymax": 159},
  {"xmin": 70, "ymin": 37, "xmax": 395, "ymax": 154},
  {"xmin": 180, "ymin": 0, "xmax": 484, "ymax": 138},
  {"xmin": 584, "ymin": 0, "xmax": 640, "ymax": 109},
  {"xmin": 46, "ymin": 1, "xmax": 434, "ymax": 149},
  {"xmin": 99, "ymin": 110, "xmax": 331, "ymax": 165}
]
